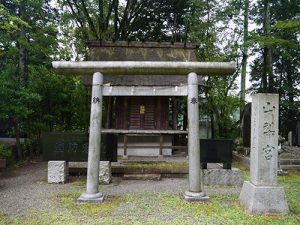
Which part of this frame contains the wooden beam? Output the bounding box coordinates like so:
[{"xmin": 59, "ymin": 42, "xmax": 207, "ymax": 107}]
[
  {"xmin": 101, "ymin": 129, "xmax": 188, "ymax": 134},
  {"xmin": 102, "ymin": 85, "xmax": 187, "ymax": 96}
]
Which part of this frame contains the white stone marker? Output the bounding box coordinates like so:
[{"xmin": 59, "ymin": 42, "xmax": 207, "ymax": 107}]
[
  {"xmin": 240, "ymin": 93, "xmax": 289, "ymax": 214},
  {"xmin": 184, "ymin": 72, "xmax": 208, "ymax": 201},
  {"xmin": 48, "ymin": 161, "xmax": 68, "ymax": 183},
  {"xmin": 99, "ymin": 161, "xmax": 112, "ymax": 184},
  {"xmin": 78, "ymin": 72, "xmax": 105, "ymax": 203}
]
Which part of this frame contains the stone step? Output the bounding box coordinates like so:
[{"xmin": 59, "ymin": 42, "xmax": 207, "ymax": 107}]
[
  {"xmin": 123, "ymin": 173, "xmax": 161, "ymax": 181},
  {"xmin": 280, "ymin": 165, "xmax": 300, "ymax": 170}
]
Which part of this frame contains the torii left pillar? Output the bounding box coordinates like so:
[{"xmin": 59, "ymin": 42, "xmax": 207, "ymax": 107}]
[{"xmin": 78, "ymin": 72, "xmax": 105, "ymax": 203}]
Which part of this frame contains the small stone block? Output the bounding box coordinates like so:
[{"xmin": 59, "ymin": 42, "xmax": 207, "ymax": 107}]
[
  {"xmin": 183, "ymin": 191, "xmax": 209, "ymax": 202},
  {"xmin": 123, "ymin": 173, "xmax": 161, "ymax": 181},
  {"xmin": 77, "ymin": 192, "xmax": 105, "ymax": 204},
  {"xmin": 239, "ymin": 181, "xmax": 289, "ymax": 215},
  {"xmin": 48, "ymin": 161, "xmax": 68, "ymax": 184},
  {"xmin": 99, "ymin": 161, "xmax": 112, "ymax": 185},
  {"xmin": 203, "ymin": 168, "xmax": 242, "ymax": 185}
]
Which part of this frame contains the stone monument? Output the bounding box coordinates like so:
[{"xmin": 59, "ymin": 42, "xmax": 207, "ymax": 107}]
[{"xmin": 239, "ymin": 93, "xmax": 289, "ymax": 214}]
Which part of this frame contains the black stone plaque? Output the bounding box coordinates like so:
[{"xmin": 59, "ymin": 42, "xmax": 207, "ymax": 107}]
[
  {"xmin": 200, "ymin": 139, "xmax": 233, "ymax": 169},
  {"xmin": 42, "ymin": 132, "xmax": 117, "ymax": 162}
]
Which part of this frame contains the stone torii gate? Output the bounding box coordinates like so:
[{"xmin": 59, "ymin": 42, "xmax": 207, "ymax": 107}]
[{"xmin": 52, "ymin": 60, "xmax": 236, "ymax": 203}]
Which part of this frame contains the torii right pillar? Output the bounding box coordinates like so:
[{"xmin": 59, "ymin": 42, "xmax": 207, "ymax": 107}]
[
  {"xmin": 240, "ymin": 93, "xmax": 289, "ymax": 214},
  {"xmin": 184, "ymin": 72, "xmax": 208, "ymax": 201}
]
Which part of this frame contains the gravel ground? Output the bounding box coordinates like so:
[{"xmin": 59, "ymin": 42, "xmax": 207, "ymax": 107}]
[
  {"xmin": 0, "ymin": 161, "xmax": 80, "ymax": 216},
  {"xmin": 0, "ymin": 160, "xmax": 242, "ymax": 217}
]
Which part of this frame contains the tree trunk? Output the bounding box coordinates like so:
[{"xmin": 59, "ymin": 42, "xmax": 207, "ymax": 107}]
[
  {"xmin": 240, "ymin": 0, "xmax": 249, "ymax": 118},
  {"xmin": 172, "ymin": 97, "xmax": 179, "ymax": 148},
  {"xmin": 210, "ymin": 114, "xmax": 215, "ymax": 138},
  {"xmin": 16, "ymin": 0, "xmax": 27, "ymax": 159},
  {"xmin": 263, "ymin": 0, "xmax": 274, "ymax": 92},
  {"xmin": 172, "ymin": 97, "xmax": 178, "ymax": 130},
  {"xmin": 14, "ymin": 119, "xmax": 22, "ymax": 160}
]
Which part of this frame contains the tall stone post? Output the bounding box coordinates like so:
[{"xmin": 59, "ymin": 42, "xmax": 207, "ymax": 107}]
[
  {"xmin": 78, "ymin": 72, "xmax": 105, "ymax": 203},
  {"xmin": 240, "ymin": 93, "xmax": 289, "ymax": 214},
  {"xmin": 184, "ymin": 72, "xmax": 208, "ymax": 201}
]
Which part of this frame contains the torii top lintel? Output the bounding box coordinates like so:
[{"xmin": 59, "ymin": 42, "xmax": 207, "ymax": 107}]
[{"xmin": 52, "ymin": 61, "xmax": 236, "ymax": 76}]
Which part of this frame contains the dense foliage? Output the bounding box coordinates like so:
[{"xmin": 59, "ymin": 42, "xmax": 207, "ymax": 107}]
[{"xmin": 0, "ymin": 0, "xmax": 299, "ymax": 158}]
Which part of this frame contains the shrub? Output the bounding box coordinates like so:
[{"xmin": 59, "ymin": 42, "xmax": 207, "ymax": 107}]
[{"xmin": 0, "ymin": 144, "xmax": 14, "ymax": 166}]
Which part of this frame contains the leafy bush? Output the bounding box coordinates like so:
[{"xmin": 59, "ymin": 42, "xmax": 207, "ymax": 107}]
[{"xmin": 0, "ymin": 144, "xmax": 14, "ymax": 165}]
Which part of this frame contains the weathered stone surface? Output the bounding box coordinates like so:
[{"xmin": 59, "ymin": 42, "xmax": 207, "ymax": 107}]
[
  {"xmin": 288, "ymin": 131, "xmax": 293, "ymax": 146},
  {"xmin": 240, "ymin": 181, "xmax": 289, "ymax": 215},
  {"xmin": 250, "ymin": 94, "xmax": 279, "ymax": 186},
  {"xmin": 240, "ymin": 94, "xmax": 289, "ymax": 215},
  {"xmin": 99, "ymin": 161, "xmax": 111, "ymax": 184},
  {"xmin": 88, "ymin": 41, "xmax": 197, "ymax": 62},
  {"xmin": 47, "ymin": 161, "xmax": 68, "ymax": 183},
  {"xmin": 203, "ymin": 168, "xmax": 242, "ymax": 185},
  {"xmin": 78, "ymin": 72, "xmax": 105, "ymax": 203},
  {"xmin": 187, "ymin": 72, "xmax": 202, "ymax": 193},
  {"xmin": 183, "ymin": 190, "xmax": 209, "ymax": 202},
  {"xmin": 77, "ymin": 192, "xmax": 105, "ymax": 204},
  {"xmin": 123, "ymin": 173, "xmax": 161, "ymax": 181}
]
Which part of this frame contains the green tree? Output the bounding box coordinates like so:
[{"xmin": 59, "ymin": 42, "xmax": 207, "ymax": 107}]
[
  {"xmin": 240, "ymin": 0, "xmax": 249, "ymax": 116},
  {"xmin": 249, "ymin": 0, "xmax": 300, "ymax": 136},
  {"xmin": 188, "ymin": 0, "xmax": 241, "ymax": 138}
]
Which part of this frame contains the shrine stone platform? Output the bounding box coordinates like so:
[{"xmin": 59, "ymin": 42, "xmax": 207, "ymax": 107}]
[{"xmin": 68, "ymin": 156, "xmax": 242, "ymax": 186}]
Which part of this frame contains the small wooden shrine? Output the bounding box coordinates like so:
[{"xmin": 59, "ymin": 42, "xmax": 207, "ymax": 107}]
[
  {"xmin": 53, "ymin": 42, "xmax": 235, "ymax": 203},
  {"xmin": 83, "ymin": 41, "xmax": 201, "ymax": 157}
]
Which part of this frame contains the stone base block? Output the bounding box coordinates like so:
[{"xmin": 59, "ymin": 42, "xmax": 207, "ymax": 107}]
[
  {"xmin": 99, "ymin": 161, "xmax": 111, "ymax": 185},
  {"xmin": 123, "ymin": 173, "xmax": 161, "ymax": 181},
  {"xmin": 48, "ymin": 161, "xmax": 68, "ymax": 184},
  {"xmin": 239, "ymin": 181, "xmax": 289, "ymax": 215},
  {"xmin": 183, "ymin": 191, "xmax": 209, "ymax": 202},
  {"xmin": 204, "ymin": 168, "xmax": 242, "ymax": 185},
  {"xmin": 77, "ymin": 192, "xmax": 105, "ymax": 204}
]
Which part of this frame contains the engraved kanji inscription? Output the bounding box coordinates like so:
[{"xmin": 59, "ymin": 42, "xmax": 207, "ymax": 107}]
[
  {"xmin": 263, "ymin": 122, "xmax": 275, "ymax": 136},
  {"xmin": 262, "ymin": 145, "xmax": 274, "ymax": 160},
  {"xmin": 263, "ymin": 102, "xmax": 276, "ymax": 113},
  {"xmin": 92, "ymin": 97, "xmax": 100, "ymax": 104},
  {"xmin": 190, "ymin": 97, "xmax": 197, "ymax": 104}
]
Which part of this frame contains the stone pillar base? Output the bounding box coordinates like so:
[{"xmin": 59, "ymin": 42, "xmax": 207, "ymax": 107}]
[
  {"xmin": 183, "ymin": 190, "xmax": 209, "ymax": 202},
  {"xmin": 48, "ymin": 161, "xmax": 68, "ymax": 184},
  {"xmin": 240, "ymin": 181, "xmax": 289, "ymax": 215},
  {"xmin": 77, "ymin": 192, "xmax": 105, "ymax": 204}
]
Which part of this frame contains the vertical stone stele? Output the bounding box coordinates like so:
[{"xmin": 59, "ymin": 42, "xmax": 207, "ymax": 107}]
[
  {"xmin": 77, "ymin": 72, "xmax": 105, "ymax": 204},
  {"xmin": 239, "ymin": 93, "xmax": 289, "ymax": 214}
]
